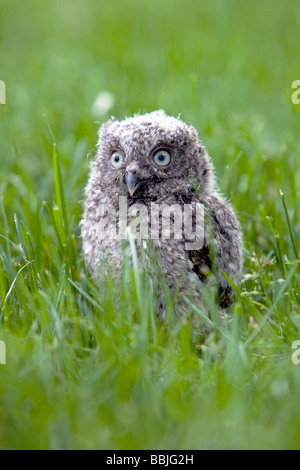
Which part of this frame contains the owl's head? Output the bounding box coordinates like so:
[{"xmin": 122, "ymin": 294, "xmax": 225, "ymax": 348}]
[{"xmin": 92, "ymin": 110, "xmax": 214, "ymax": 201}]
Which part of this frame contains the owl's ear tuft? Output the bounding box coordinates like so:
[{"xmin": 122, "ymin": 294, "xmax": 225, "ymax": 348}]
[
  {"xmin": 187, "ymin": 123, "xmax": 201, "ymax": 143},
  {"xmin": 97, "ymin": 116, "xmax": 119, "ymax": 137}
]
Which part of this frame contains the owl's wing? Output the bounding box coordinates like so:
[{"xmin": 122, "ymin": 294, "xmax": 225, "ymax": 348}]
[{"xmin": 186, "ymin": 194, "xmax": 243, "ymax": 307}]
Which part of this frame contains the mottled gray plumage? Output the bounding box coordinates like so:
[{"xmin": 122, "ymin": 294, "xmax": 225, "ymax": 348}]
[{"xmin": 81, "ymin": 110, "xmax": 243, "ymax": 324}]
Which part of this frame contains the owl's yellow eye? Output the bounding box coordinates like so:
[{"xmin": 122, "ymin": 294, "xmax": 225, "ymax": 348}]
[
  {"xmin": 110, "ymin": 151, "xmax": 124, "ymax": 168},
  {"xmin": 152, "ymin": 149, "xmax": 171, "ymax": 168}
]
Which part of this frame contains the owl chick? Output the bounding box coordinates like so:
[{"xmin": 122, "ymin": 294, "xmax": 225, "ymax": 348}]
[{"xmin": 81, "ymin": 110, "xmax": 243, "ymax": 320}]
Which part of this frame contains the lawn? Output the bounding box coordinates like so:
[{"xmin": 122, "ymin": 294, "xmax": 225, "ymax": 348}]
[{"xmin": 0, "ymin": 0, "xmax": 300, "ymax": 450}]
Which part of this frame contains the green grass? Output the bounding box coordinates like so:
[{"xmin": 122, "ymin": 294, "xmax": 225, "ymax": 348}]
[{"xmin": 0, "ymin": 0, "xmax": 300, "ymax": 449}]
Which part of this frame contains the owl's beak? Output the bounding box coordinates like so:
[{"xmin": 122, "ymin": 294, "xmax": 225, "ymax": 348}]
[{"xmin": 127, "ymin": 171, "xmax": 140, "ymax": 196}]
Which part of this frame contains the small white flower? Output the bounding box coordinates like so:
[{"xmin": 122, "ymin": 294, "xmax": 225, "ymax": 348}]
[{"xmin": 92, "ymin": 91, "xmax": 115, "ymax": 117}]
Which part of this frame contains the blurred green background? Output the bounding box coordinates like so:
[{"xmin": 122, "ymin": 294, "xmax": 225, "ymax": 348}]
[{"xmin": 0, "ymin": 0, "xmax": 300, "ymax": 450}]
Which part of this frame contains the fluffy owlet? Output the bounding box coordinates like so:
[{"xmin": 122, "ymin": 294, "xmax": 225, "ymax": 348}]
[{"xmin": 81, "ymin": 110, "xmax": 243, "ymax": 322}]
